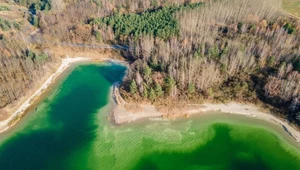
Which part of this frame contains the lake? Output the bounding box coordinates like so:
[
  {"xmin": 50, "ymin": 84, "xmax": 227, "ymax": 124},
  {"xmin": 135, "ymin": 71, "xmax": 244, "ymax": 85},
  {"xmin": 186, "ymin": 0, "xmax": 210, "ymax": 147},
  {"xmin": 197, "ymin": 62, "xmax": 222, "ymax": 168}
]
[{"xmin": 0, "ymin": 63, "xmax": 299, "ymax": 170}]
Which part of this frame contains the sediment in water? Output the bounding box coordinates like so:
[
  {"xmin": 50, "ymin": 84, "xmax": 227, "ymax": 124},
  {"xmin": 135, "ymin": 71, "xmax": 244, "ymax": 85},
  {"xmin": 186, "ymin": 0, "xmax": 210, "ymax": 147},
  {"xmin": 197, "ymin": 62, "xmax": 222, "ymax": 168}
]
[{"xmin": 0, "ymin": 64, "xmax": 299, "ymax": 170}]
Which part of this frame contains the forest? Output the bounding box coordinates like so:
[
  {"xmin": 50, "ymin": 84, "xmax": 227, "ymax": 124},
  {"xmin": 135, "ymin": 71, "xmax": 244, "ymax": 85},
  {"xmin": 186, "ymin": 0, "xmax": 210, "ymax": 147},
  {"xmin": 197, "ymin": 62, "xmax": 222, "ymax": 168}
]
[
  {"xmin": 0, "ymin": 0, "xmax": 300, "ymax": 125},
  {"xmin": 90, "ymin": 2, "xmax": 203, "ymax": 39},
  {"xmin": 0, "ymin": 34, "xmax": 54, "ymax": 109},
  {"xmin": 0, "ymin": 2, "xmax": 54, "ymax": 114},
  {"xmin": 95, "ymin": 0, "xmax": 300, "ymax": 125},
  {"xmin": 14, "ymin": 0, "xmax": 51, "ymax": 12}
]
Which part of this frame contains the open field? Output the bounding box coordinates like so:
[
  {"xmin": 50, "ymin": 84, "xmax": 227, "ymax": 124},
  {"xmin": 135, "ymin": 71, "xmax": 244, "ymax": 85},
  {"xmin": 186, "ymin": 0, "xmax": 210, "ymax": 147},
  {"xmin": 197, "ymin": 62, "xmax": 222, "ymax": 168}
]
[
  {"xmin": 0, "ymin": 2, "xmax": 35, "ymax": 36},
  {"xmin": 0, "ymin": 2, "xmax": 27, "ymax": 21},
  {"xmin": 282, "ymin": 0, "xmax": 300, "ymax": 17}
]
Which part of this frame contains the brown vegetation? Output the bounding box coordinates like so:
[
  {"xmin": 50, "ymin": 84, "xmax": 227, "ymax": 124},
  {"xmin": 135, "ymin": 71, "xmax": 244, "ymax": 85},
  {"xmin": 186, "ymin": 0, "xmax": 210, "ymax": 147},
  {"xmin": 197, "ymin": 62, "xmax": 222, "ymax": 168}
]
[
  {"xmin": 1, "ymin": 0, "xmax": 300, "ymax": 126},
  {"xmin": 118, "ymin": 0, "xmax": 300, "ymax": 125},
  {"xmin": 0, "ymin": 33, "xmax": 55, "ymax": 109}
]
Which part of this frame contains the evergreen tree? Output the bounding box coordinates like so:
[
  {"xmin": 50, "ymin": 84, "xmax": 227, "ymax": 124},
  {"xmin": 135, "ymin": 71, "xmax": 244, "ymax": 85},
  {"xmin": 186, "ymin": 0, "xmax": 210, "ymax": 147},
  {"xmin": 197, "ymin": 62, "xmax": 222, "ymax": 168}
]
[
  {"xmin": 165, "ymin": 76, "xmax": 175, "ymax": 88},
  {"xmin": 92, "ymin": 3, "xmax": 205, "ymax": 39},
  {"xmin": 155, "ymin": 83, "xmax": 164, "ymax": 97},
  {"xmin": 283, "ymin": 23, "xmax": 296, "ymax": 34},
  {"xmin": 267, "ymin": 56, "xmax": 276, "ymax": 67},
  {"xmin": 151, "ymin": 0, "xmax": 158, "ymax": 7},
  {"xmin": 143, "ymin": 65, "xmax": 152, "ymax": 77},
  {"xmin": 164, "ymin": 76, "xmax": 176, "ymax": 96},
  {"xmin": 93, "ymin": 30, "xmax": 102, "ymax": 42},
  {"xmin": 208, "ymin": 88, "xmax": 214, "ymax": 98},
  {"xmin": 143, "ymin": 88, "xmax": 148, "ymax": 99},
  {"xmin": 294, "ymin": 61, "xmax": 300, "ymax": 72},
  {"xmin": 44, "ymin": 3, "xmax": 50, "ymax": 11},
  {"xmin": 149, "ymin": 88, "xmax": 156, "ymax": 102},
  {"xmin": 130, "ymin": 80, "xmax": 137, "ymax": 94},
  {"xmin": 188, "ymin": 83, "xmax": 196, "ymax": 94},
  {"xmin": 32, "ymin": 16, "xmax": 39, "ymax": 27}
]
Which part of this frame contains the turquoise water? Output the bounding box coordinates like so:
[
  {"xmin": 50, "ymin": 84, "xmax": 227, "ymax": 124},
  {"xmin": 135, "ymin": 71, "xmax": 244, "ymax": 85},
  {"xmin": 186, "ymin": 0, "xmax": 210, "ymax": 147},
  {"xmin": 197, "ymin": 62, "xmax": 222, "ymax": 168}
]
[{"xmin": 0, "ymin": 63, "xmax": 300, "ymax": 170}]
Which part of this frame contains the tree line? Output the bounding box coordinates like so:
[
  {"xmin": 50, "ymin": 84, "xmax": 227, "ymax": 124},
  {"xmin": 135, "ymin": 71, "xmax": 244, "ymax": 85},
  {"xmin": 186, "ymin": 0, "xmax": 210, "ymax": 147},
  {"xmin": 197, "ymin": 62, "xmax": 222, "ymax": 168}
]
[
  {"xmin": 90, "ymin": 2, "xmax": 203, "ymax": 40},
  {"xmin": 0, "ymin": 33, "xmax": 55, "ymax": 110},
  {"xmin": 2, "ymin": 0, "xmax": 300, "ymax": 125},
  {"xmin": 116, "ymin": 0, "xmax": 300, "ymax": 125},
  {"xmin": 0, "ymin": 17, "xmax": 20, "ymax": 31}
]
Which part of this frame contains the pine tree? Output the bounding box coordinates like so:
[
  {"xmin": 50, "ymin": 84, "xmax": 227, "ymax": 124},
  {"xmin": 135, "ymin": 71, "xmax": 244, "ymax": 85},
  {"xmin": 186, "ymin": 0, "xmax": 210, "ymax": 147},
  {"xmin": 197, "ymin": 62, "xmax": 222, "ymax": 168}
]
[
  {"xmin": 164, "ymin": 76, "xmax": 176, "ymax": 96},
  {"xmin": 149, "ymin": 88, "xmax": 156, "ymax": 102},
  {"xmin": 188, "ymin": 83, "xmax": 196, "ymax": 94},
  {"xmin": 267, "ymin": 56, "xmax": 276, "ymax": 67},
  {"xmin": 143, "ymin": 65, "xmax": 152, "ymax": 77},
  {"xmin": 32, "ymin": 16, "xmax": 39, "ymax": 27},
  {"xmin": 143, "ymin": 88, "xmax": 148, "ymax": 99},
  {"xmin": 130, "ymin": 80, "xmax": 137, "ymax": 94},
  {"xmin": 155, "ymin": 83, "xmax": 164, "ymax": 97},
  {"xmin": 208, "ymin": 88, "xmax": 214, "ymax": 98},
  {"xmin": 151, "ymin": 0, "xmax": 158, "ymax": 7},
  {"xmin": 94, "ymin": 31, "xmax": 102, "ymax": 42},
  {"xmin": 294, "ymin": 61, "xmax": 300, "ymax": 72}
]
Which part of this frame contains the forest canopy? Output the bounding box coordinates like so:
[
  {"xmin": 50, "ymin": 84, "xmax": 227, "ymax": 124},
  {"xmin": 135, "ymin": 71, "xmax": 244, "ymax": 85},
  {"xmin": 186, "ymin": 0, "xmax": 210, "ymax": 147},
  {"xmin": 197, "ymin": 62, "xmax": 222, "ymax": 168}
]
[
  {"xmin": 1, "ymin": 0, "xmax": 300, "ymax": 126},
  {"xmin": 90, "ymin": 2, "xmax": 203, "ymax": 39}
]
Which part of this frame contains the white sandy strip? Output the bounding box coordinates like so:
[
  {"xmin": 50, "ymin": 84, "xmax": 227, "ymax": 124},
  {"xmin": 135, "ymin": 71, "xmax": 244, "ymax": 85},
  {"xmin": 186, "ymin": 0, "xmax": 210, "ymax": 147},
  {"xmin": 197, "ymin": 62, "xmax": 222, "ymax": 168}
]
[
  {"xmin": 198, "ymin": 103, "xmax": 300, "ymax": 142},
  {"xmin": 0, "ymin": 57, "xmax": 90, "ymax": 133},
  {"xmin": 113, "ymin": 102, "xmax": 300, "ymax": 143}
]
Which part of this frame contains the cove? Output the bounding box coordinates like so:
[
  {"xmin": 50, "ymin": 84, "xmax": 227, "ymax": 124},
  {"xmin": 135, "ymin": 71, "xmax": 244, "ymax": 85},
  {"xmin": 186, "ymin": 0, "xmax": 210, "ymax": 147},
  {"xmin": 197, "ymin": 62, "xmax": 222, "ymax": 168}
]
[{"xmin": 0, "ymin": 63, "xmax": 299, "ymax": 170}]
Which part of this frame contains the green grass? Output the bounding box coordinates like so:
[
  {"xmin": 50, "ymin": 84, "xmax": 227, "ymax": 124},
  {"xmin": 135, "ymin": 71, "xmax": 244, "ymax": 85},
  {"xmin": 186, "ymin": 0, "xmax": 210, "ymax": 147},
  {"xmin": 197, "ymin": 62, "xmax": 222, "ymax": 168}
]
[
  {"xmin": 282, "ymin": 0, "xmax": 300, "ymax": 17},
  {"xmin": 0, "ymin": 17, "xmax": 20, "ymax": 31},
  {"xmin": 0, "ymin": 6, "xmax": 10, "ymax": 11}
]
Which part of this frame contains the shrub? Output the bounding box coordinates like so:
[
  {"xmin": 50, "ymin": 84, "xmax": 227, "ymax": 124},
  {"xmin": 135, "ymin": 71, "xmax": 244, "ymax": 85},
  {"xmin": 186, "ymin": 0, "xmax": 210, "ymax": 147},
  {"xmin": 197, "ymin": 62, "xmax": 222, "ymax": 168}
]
[
  {"xmin": 283, "ymin": 23, "xmax": 296, "ymax": 34},
  {"xmin": 0, "ymin": 6, "xmax": 10, "ymax": 11}
]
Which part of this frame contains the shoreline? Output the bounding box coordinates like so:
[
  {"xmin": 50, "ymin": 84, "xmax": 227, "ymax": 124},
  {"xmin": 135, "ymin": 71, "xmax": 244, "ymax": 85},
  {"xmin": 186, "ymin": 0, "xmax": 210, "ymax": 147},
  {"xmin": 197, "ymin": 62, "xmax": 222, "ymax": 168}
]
[
  {"xmin": 1, "ymin": 57, "xmax": 300, "ymax": 144},
  {"xmin": 198, "ymin": 103, "xmax": 300, "ymax": 142},
  {"xmin": 0, "ymin": 56, "xmax": 127, "ymax": 134},
  {"xmin": 112, "ymin": 88, "xmax": 300, "ymax": 142},
  {"xmin": 0, "ymin": 57, "xmax": 91, "ymax": 133}
]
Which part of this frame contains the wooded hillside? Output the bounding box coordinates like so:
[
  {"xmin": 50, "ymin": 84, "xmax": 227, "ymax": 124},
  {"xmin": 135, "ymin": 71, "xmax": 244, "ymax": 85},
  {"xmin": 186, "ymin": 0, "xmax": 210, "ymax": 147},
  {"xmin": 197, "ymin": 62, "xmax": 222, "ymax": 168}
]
[
  {"xmin": 0, "ymin": 34, "xmax": 54, "ymax": 109},
  {"xmin": 1, "ymin": 0, "xmax": 300, "ymax": 125},
  {"xmin": 100, "ymin": 0, "xmax": 300, "ymax": 124},
  {"xmin": 0, "ymin": 2, "xmax": 55, "ymax": 112}
]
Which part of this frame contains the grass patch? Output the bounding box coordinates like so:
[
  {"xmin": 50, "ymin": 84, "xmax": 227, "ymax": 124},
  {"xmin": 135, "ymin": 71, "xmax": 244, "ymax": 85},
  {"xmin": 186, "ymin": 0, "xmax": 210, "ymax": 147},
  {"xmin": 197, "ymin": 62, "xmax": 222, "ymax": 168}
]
[
  {"xmin": 0, "ymin": 17, "xmax": 20, "ymax": 31},
  {"xmin": 282, "ymin": 0, "xmax": 300, "ymax": 17},
  {"xmin": 0, "ymin": 6, "xmax": 10, "ymax": 11}
]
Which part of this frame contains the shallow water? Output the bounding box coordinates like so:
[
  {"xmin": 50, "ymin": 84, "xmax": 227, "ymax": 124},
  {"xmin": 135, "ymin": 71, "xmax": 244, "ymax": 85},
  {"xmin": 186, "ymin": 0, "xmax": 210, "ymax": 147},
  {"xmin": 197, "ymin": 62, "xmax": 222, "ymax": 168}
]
[{"xmin": 0, "ymin": 64, "xmax": 300, "ymax": 170}]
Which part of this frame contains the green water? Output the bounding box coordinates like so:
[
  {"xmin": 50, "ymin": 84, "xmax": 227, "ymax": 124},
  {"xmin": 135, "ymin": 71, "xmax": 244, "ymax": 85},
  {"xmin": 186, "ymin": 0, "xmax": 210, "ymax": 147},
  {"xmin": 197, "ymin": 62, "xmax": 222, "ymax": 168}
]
[{"xmin": 0, "ymin": 63, "xmax": 300, "ymax": 170}]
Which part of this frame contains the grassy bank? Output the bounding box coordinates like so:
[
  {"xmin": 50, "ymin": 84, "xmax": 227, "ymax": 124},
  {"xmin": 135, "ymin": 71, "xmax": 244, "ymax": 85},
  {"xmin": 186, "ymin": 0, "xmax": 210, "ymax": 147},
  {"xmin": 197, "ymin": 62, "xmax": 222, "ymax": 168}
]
[{"xmin": 283, "ymin": 0, "xmax": 300, "ymax": 17}]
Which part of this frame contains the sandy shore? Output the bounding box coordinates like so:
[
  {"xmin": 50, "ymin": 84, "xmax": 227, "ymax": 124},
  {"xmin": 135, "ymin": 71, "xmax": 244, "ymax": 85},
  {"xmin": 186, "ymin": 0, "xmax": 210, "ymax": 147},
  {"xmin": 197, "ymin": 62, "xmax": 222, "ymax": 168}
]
[
  {"xmin": 113, "ymin": 101, "xmax": 300, "ymax": 143},
  {"xmin": 2, "ymin": 56, "xmax": 300, "ymax": 143},
  {"xmin": 0, "ymin": 57, "xmax": 90, "ymax": 133},
  {"xmin": 200, "ymin": 103, "xmax": 300, "ymax": 142}
]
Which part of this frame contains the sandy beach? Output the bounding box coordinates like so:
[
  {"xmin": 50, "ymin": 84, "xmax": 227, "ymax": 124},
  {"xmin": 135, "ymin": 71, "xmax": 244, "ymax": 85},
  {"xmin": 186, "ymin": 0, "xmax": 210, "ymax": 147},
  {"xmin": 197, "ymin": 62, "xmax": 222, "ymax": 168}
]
[
  {"xmin": 113, "ymin": 97, "xmax": 300, "ymax": 142},
  {"xmin": 1, "ymin": 57, "xmax": 300, "ymax": 144},
  {"xmin": 0, "ymin": 57, "xmax": 90, "ymax": 133}
]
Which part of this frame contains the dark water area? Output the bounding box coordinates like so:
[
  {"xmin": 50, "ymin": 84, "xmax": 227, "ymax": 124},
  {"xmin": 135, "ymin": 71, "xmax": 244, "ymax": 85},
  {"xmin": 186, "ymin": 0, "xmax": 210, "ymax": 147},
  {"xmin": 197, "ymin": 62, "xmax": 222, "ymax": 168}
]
[
  {"xmin": 133, "ymin": 122, "xmax": 299, "ymax": 170},
  {"xmin": 0, "ymin": 64, "xmax": 299, "ymax": 170}
]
